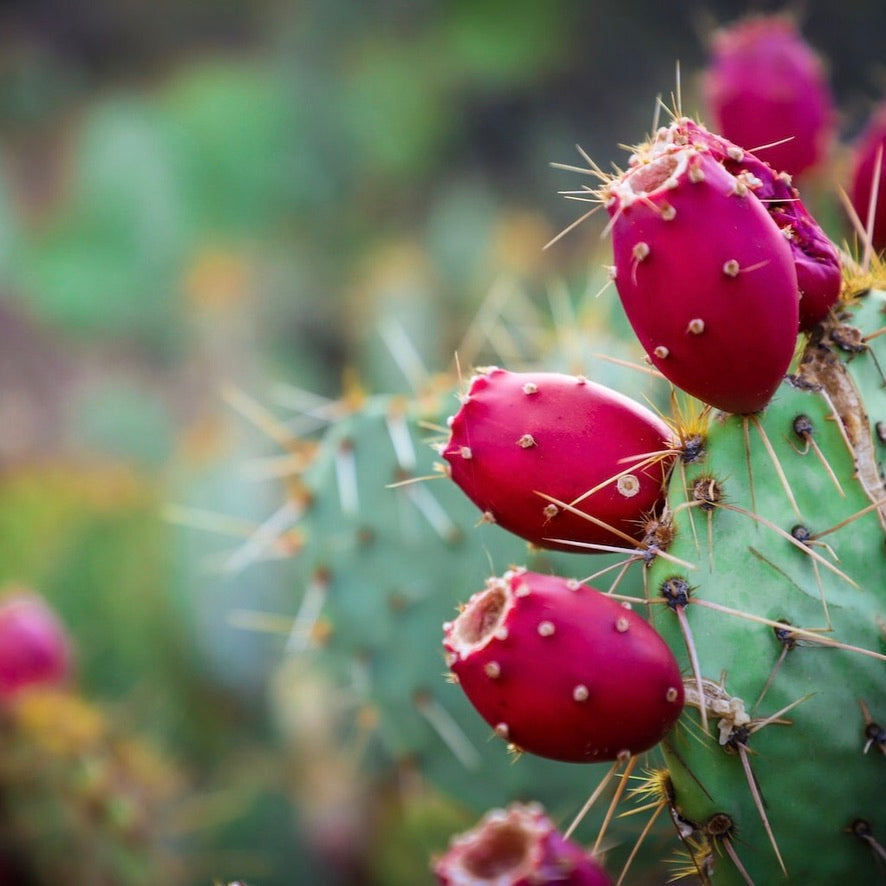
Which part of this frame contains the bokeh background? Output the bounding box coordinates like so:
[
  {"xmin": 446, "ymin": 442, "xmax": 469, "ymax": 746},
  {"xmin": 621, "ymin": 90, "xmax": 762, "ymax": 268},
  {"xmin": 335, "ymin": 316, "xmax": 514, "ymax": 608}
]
[{"xmin": 0, "ymin": 1, "xmax": 884, "ymax": 883}]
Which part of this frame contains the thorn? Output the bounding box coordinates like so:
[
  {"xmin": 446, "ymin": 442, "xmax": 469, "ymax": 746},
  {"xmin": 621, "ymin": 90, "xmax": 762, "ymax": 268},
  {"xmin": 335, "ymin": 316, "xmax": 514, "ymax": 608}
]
[
  {"xmin": 617, "ymin": 802, "xmax": 665, "ymax": 886},
  {"xmin": 286, "ymin": 572, "xmax": 329, "ymax": 653},
  {"xmin": 543, "ymin": 203, "xmax": 605, "ymax": 250},
  {"xmin": 534, "ymin": 491, "xmax": 642, "ymax": 548},
  {"xmin": 753, "ymin": 644, "xmax": 790, "ymax": 711},
  {"xmin": 405, "ymin": 482, "xmax": 461, "ymax": 543},
  {"xmin": 593, "ymin": 754, "xmax": 638, "ymax": 855},
  {"xmin": 334, "ymin": 440, "xmax": 360, "ymax": 517},
  {"xmin": 378, "ymin": 318, "xmax": 430, "ymax": 394},
  {"xmin": 862, "ymin": 143, "xmax": 883, "ymax": 274},
  {"xmin": 742, "ymin": 417, "xmax": 758, "ymax": 518},
  {"xmin": 689, "ymin": 598, "xmax": 886, "ymax": 662},
  {"xmin": 848, "ymin": 819, "xmax": 886, "ymax": 864},
  {"xmin": 721, "ymin": 835, "xmax": 756, "ymax": 886},
  {"xmin": 737, "ymin": 744, "xmax": 787, "ymax": 876},
  {"xmin": 227, "ymin": 608, "xmax": 296, "ymax": 635},
  {"xmin": 564, "ymin": 752, "xmax": 631, "ymax": 841},
  {"xmin": 812, "ymin": 497, "xmax": 886, "ymax": 540},
  {"xmin": 221, "ymin": 384, "xmax": 302, "ymax": 452},
  {"xmin": 674, "ymin": 601, "xmax": 708, "ymax": 735},
  {"xmin": 589, "ymin": 351, "xmax": 666, "ymax": 379},
  {"xmin": 385, "ymin": 406, "xmax": 417, "ymax": 472},
  {"xmin": 224, "ymin": 498, "xmax": 304, "ymax": 575},
  {"xmin": 750, "ymin": 414, "xmax": 801, "ymax": 520},
  {"xmin": 413, "ymin": 691, "xmax": 482, "ymax": 770},
  {"xmin": 717, "ymin": 502, "xmax": 858, "ymax": 588}
]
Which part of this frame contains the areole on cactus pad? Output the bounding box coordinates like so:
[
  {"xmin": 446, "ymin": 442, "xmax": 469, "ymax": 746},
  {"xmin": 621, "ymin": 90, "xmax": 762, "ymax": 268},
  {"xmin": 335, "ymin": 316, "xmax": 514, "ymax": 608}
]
[
  {"xmin": 442, "ymin": 368, "xmax": 673, "ymax": 553},
  {"xmin": 443, "ymin": 569, "xmax": 685, "ymax": 763}
]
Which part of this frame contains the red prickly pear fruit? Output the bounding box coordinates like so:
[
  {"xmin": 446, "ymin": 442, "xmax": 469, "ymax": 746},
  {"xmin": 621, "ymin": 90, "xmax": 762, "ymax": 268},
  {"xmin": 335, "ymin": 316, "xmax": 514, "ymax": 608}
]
[
  {"xmin": 442, "ymin": 368, "xmax": 673, "ymax": 553},
  {"xmin": 0, "ymin": 590, "xmax": 71, "ymax": 697},
  {"xmin": 605, "ymin": 139, "xmax": 799, "ymax": 414},
  {"xmin": 676, "ymin": 118, "xmax": 841, "ymax": 330},
  {"xmin": 433, "ymin": 802, "xmax": 613, "ymax": 886},
  {"xmin": 774, "ymin": 200, "xmax": 843, "ymax": 330},
  {"xmin": 443, "ymin": 569, "xmax": 684, "ymax": 763},
  {"xmin": 703, "ymin": 14, "xmax": 835, "ymax": 178},
  {"xmin": 849, "ymin": 102, "xmax": 886, "ymax": 253}
]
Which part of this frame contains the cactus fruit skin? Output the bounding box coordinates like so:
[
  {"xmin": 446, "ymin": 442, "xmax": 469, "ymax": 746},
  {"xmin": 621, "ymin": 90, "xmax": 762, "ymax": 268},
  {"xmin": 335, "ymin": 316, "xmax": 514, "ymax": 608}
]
[
  {"xmin": 432, "ymin": 802, "xmax": 613, "ymax": 886},
  {"xmin": 443, "ymin": 368, "xmax": 673, "ymax": 552},
  {"xmin": 703, "ymin": 14, "xmax": 835, "ymax": 177},
  {"xmin": 605, "ymin": 138, "xmax": 799, "ymax": 414},
  {"xmin": 676, "ymin": 119, "xmax": 842, "ymax": 330},
  {"xmin": 444, "ymin": 569, "xmax": 684, "ymax": 763},
  {"xmin": 849, "ymin": 102, "xmax": 886, "ymax": 252},
  {"xmin": 0, "ymin": 590, "xmax": 71, "ymax": 697}
]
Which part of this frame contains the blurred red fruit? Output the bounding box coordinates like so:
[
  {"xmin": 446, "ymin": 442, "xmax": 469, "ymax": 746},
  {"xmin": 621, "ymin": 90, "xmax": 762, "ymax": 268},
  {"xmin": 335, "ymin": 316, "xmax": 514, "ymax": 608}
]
[
  {"xmin": 433, "ymin": 802, "xmax": 613, "ymax": 885},
  {"xmin": 0, "ymin": 591, "xmax": 71, "ymax": 698},
  {"xmin": 704, "ymin": 14, "xmax": 835, "ymax": 177}
]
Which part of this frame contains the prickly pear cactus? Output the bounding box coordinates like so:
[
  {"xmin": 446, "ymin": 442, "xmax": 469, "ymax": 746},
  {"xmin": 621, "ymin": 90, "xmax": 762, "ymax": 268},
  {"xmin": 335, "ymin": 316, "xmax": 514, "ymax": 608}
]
[
  {"xmin": 420, "ymin": 113, "xmax": 886, "ymax": 883},
  {"xmin": 222, "ymin": 90, "xmax": 886, "ymax": 881}
]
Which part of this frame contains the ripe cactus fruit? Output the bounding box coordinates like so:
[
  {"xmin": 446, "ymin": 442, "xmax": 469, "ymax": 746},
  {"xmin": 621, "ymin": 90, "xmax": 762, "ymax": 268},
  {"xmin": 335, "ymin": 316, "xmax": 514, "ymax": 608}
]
[
  {"xmin": 443, "ymin": 569, "xmax": 684, "ymax": 763},
  {"xmin": 433, "ymin": 802, "xmax": 613, "ymax": 885},
  {"xmin": 849, "ymin": 101, "xmax": 886, "ymax": 252},
  {"xmin": 443, "ymin": 368, "xmax": 673, "ymax": 552},
  {"xmin": 604, "ymin": 135, "xmax": 799, "ymax": 413},
  {"xmin": 0, "ymin": 590, "xmax": 71, "ymax": 697},
  {"xmin": 703, "ymin": 14, "xmax": 835, "ymax": 177},
  {"xmin": 676, "ymin": 118, "xmax": 841, "ymax": 330}
]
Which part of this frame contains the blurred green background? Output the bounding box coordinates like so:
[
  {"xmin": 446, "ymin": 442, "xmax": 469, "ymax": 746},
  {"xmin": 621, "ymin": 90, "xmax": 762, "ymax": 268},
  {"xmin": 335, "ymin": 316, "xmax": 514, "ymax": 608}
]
[{"xmin": 0, "ymin": 1, "xmax": 884, "ymax": 883}]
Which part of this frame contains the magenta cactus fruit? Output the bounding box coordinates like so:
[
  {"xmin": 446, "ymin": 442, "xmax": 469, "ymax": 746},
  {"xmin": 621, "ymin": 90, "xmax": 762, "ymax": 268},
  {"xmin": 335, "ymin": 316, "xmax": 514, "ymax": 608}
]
[
  {"xmin": 703, "ymin": 14, "xmax": 835, "ymax": 177},
  {"xmin": 433, "ymin": 802, "xmax": 613, "ymax": 886},
  {"xmin": 442, "ymin": 368, "xmax": 672, "ymax": 553},
  {"xmin": 0, "ymin": 590, "xmax": 71, "ymax": 697},
  {"xmin": 605, "ymin": 131, "xmax": 800, "ymax": 413},
  {"xmin": 443, "ymin": 569, "xmax": 684, "ymax": 763},
  {"xmin": 849, "ymin": 102, "xmax": 886, "ymax": 252},
  {"xmin": 674, "ymin": 118, "xmax": 841, "ymax": 330}
]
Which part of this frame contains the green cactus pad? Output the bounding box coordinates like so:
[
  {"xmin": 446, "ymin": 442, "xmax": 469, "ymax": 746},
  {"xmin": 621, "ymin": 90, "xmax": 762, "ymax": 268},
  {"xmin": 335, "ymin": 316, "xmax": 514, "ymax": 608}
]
[
  {"xmin": 646, "ymin": 292, "xmax": 886, "ymax": 884},
  {"xmin": 282, "ymin": 389, "xmax": 654, "ymax": 818}
]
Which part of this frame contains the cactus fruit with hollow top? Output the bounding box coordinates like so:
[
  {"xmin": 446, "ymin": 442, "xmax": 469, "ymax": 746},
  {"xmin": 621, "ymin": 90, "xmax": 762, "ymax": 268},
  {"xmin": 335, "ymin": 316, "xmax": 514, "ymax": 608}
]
[
  {"xmin": 444, "ymin": 569, "xmax": 684, "ymax": 763},
  {"xmin": 433, "ymin": 802, "xmax": 613, "ymax": 886},
  {"xmin": 604, "ymin": 131, "xmax": 799, "ymax": 414}
]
